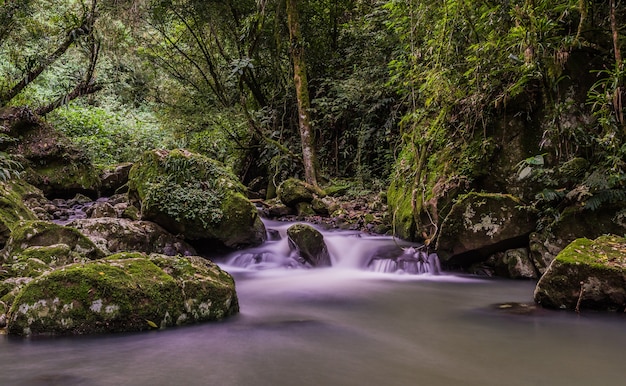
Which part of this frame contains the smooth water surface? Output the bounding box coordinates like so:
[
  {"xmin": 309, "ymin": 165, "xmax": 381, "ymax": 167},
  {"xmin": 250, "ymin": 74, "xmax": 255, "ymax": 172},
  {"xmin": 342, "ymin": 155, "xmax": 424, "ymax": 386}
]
[{"xmin": 1, "ymin": 221, "xmax": 624, "ymax": 385}]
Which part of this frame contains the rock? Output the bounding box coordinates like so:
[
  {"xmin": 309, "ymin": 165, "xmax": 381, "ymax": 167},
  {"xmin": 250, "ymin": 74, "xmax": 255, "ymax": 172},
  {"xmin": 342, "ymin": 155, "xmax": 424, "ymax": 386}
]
[
  {"xmin": 0, "ymin": 180, "xmax": 39, "ymax": 247},
  {"xmin": 86, "ymin": 201, "xmax": 118, "ymax": 218},
  {"xmin": 286, "ymin": 224, "xmax": 331, "ymax": 267},
  {"xmin": 534, "ymin": 235, "xmax": 626, "ymax": 311},
  {"xmin": 0, "ymin": 221, "xmax": 105, "ymax": 266},
  {"xmin": 100, "ymin": 162, "xmax": 133, "ymax": 196},
  {"xmin": 529, "ymin": 205, "xmax": 626, "ymax": 274},
  {"xmin": 494, "ymin": 248, "xmax": 538, "ymax": 279},
  {"xmin": 277, "ymin": 178, "xmax": 315, "ymax": 207},
  {"xmin": 67, "ymin": 218, "xmax": 196, "ymax": 256},
  {"xmin": 435, "ymin": 193, "xmax": 537, "ymax": 267},
  {"xmin": 128, "ymin": 149, "xmax": 266, "ymax": 250},
  {"xmin": 7, "ymin": 253, "xmax": 238, "ymax": 336}
]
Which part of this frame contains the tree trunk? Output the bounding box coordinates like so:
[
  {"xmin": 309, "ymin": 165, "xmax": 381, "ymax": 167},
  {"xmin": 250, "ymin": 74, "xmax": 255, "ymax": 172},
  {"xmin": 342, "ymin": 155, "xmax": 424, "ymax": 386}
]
[
  {"xmin": 609, "ymin": 0, "xmax": 623, "ymax": 126},
  {"xmin": 286, "ymin": 0, "xmax": 319, "ymax": 187}
]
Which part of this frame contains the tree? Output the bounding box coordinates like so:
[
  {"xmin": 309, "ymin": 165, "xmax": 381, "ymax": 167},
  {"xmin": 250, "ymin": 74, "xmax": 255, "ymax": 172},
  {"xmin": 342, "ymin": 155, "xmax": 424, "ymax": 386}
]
[
  {"xmin": 286, "ymin": 0, "xmax": 319, "ymax": 186},
  {"xmin": 0, "ymin": 0, "xmax": 102, "ymax": 114}
]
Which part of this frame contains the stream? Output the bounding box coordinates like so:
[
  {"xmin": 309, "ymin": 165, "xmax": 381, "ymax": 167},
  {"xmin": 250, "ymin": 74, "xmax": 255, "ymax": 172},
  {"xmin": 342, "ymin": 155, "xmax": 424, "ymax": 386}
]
[{"xmin": 1, "ymin": 219, "xmax": 625, "ymax": 385}]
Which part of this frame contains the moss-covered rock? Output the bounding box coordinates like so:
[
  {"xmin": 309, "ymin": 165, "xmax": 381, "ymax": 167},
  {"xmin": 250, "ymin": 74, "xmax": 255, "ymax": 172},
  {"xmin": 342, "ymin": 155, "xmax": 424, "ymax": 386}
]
[
  {"xmin": 0, "ymin": 180, "xmax": 39, "ymax": 247},
  {"xmin": 7, "ymin": 253, "xmax": 238, "ymax": 336},
  {"xmin": 67, "ymin": 218, "xmax": 196, "ymax": 256},
  {"xmin": 529, "ymin": 205, "xmax": 626, "ymax": 274},
  {"xmin": 286, "ymin": 224, "xmax": 331, "ymax": 267},
  {"xmin": 534, "ymin": 235, "xmax": 626, "ymax": 311},
  {"xmin": 128, "ymin": 149, "xmax": 266, "ymax": 250},
  {"xmin": 0, "ymin": 220, "xmax": 105, "ymax": 266},
  {"xmin": 436, "ymin": 193, "xmax": 537, "ymax": 267},
  {"xmin": 277, "ymin": 178, "xmax": 315, "ymax": 207}
]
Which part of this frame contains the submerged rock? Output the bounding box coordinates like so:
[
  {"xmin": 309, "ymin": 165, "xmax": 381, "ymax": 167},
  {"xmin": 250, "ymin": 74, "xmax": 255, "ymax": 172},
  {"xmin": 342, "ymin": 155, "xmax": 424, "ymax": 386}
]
[
  {"xmin": 7, "ymin": 253, "xmax": 238, "ymax": 336},
  {"xmin": 128, "ymin": 149, "xmax": 266, "ymax": 250},
  {"xmin": 534, "ymin": 235, "xmax": 626, "ymax": 311}
]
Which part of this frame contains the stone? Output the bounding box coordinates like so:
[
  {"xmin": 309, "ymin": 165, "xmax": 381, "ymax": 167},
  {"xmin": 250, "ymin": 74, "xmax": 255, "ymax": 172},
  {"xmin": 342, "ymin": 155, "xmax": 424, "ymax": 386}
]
[
  {"xmin": 0, "ymin": 220, "xmax": 105, "ymax": 266},
  {"xmin": 67, "ymin": 217, "xmax": 196, "ymax": 256},
  {"xmin": 435, "ymin": 193, "xmax": 537, "ymax": 267},
  {"xmin": 277, "ymin": 178, "xmax": 315, "ymax": 207},
  {"xmin": 534, "ymin": 235, "xmax": 626, "ymax": 311},
  {"xmin": 286, "ymin": 223, "xmax": 331, "ymax": 267},
  {"xmin": 529, "ymin": 205, "xmax": 626, "ymax": 274},
  {"xmin": 127, "ymin": 149, "xmax": 266, "ymax": 250},
  {"xmin": 100, "ymin": 162, "xmax": 133, "ymax": 196},
  {"xmin": 6, "ymin": 253, "xmax": 238, "ymax": 336}
]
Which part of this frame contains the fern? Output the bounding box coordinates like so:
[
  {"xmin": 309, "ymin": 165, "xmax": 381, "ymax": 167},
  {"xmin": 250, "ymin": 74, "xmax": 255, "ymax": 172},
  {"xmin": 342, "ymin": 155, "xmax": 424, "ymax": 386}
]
[{"xmin": 582, "ymin": 189, "xmax": 626, "ymax": 211}]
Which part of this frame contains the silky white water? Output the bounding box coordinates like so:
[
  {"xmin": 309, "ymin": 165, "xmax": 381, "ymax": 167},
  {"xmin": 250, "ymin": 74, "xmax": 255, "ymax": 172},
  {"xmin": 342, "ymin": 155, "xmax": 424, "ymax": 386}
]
[{"xmin": 1, "ymin": 220, "xmax": 624, "ymax": 385}]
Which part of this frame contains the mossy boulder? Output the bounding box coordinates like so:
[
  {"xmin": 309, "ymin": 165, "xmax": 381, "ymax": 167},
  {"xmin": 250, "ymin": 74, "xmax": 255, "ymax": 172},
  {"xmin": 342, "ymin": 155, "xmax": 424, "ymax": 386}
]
[
  {"xmin": 286, "ymin": 224, "xmax": 331, "ymax": 267},
  {"xmin": 0, "ymin": 180, "xmax": 39, "ymax": 247},
  {"xmin": 436, "ymin": 193, "xmax": 537, "ymax": 267},
  {"xmin": 529, "ymin": 205, "xmax": 626, "ymax": 275},
  {"xmin": 0, "ymin": 221, "xmax": 105, "ymax": 266},
  {"xmin": 534, "ymin": 235, "xmax": 626, "ymax": 311},
  {"xmin": 128, "ymin": 149, "xmax": 266, "ymax": 250},
  {"xmin": 277, "ymin": 178, "xmax": 316, "ymax": 207},
  {"xmin": 6, "ymin": 253, "xmax": 238, "ymax": 336},
  {"xmin": 67, "ymin": 218, "xmax": 196, "ymax": 256}
]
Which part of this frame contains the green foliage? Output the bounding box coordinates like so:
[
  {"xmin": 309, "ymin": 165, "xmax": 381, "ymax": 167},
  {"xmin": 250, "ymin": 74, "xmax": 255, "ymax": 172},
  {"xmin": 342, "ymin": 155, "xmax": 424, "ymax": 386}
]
[{"xmin": 48, "ymin": 103, "xmax": 167, "ymax": 166}]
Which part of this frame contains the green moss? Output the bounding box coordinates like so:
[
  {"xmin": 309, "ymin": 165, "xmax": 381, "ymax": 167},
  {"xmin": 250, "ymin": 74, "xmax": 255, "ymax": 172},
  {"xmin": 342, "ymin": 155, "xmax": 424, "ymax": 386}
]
[
  {"xmin": 555, "ymin": 236, "xmax": 626, "ymax": 270},
  {"xmin": 0, "ymin": 180, "xmax": 38, "ymax": 244}
]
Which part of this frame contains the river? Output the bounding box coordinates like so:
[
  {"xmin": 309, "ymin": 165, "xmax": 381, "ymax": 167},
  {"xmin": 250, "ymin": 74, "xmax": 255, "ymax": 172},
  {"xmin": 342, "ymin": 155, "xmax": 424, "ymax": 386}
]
[{"xmin": 1, "ymin": 221, "xmax": 624, "ymax": 385}]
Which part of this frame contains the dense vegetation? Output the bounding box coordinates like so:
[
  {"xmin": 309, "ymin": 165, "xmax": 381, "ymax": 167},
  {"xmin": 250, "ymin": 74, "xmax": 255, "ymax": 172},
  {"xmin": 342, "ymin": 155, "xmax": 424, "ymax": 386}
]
[{"xmin": 0, "ymin": 1, "xmax": 624, "ymax": 239}]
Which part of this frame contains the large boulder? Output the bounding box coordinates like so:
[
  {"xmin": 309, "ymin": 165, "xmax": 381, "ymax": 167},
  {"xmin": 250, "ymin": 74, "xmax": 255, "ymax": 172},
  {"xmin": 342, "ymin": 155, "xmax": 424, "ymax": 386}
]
[
  {"xmin": 534, "ymin": 235, "xmax": 626, "ymax": 311},
  {"xmin": 67, "ymin": 218, "xmax": 196, "ymax": 256},
  {"xmin": 286, "ymin": 224, "xmax": 331, "ymax": 267},
  {"xmin": 529, "ymin": 205, "xmax": 626, "ymax": 275},
  {"xmin": 436, "ymin": 193, "xmax": 537, "ymax": 267},
  {"xmin": 6, "ymin": 253, "xmax": 239, "ymax": 336},
  {"xmin": 128, "ymin": 149, "xmax": 266, "ymax": 250}
]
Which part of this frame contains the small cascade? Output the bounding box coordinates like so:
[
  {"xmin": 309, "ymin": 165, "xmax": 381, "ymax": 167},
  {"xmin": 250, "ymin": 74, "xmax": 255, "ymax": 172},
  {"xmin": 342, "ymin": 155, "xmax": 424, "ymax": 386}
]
[
  {"xmin": 368, "ymin": 247, "xmax": 441, "ymax": 275},
  {"xmin": 224, "ymin": 219, "xmax": 441, "ymax": 275}
]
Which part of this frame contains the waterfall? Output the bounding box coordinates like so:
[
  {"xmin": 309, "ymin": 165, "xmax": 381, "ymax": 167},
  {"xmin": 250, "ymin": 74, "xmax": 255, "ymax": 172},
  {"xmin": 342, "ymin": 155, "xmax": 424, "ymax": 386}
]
[{"xmin": 224, "ymin": 219, "xmax": 441, "ymax": 275}]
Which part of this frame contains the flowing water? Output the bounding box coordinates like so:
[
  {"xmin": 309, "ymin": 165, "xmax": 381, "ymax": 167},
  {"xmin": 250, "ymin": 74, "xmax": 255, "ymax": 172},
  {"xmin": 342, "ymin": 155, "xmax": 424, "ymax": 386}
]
[{"xmin": 1, "ymin": 220, "xmax": 625, "ymax": 385}]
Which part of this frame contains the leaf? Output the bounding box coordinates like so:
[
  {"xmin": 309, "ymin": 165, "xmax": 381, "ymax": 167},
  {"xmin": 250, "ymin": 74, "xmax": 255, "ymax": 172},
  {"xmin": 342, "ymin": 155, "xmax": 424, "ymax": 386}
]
[
  {"xmin": 518, "ymin": 166, "xmax": 532, "ymax": 180},
  {"xmin": 146, "ymin": 319, "xmax": 158, "ymax": 328}
]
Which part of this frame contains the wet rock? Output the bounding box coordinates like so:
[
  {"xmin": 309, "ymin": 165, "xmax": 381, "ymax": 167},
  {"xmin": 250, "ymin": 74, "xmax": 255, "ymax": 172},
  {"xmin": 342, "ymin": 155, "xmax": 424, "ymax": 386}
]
[
  {"xmin": 86, "ymin": 201, "xmax": 118, "ymax": 218},
  {"xmin": 128, "ymin": 149, "xmax": 266, "ymax": 250},
  {"xmin": 67, "ymin": 218, "xmax": 196, "ymax": 256},
  {"xmin": 286, "ymin": 224, "xmax": 331, "ymax": 267},
  {"xmin": 7, "ymin": 253, "xmax": 238, "ymax": 336},
  {"xmin": 534, "ymin": 235, "xmax": 626, "ymax": 311}
]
